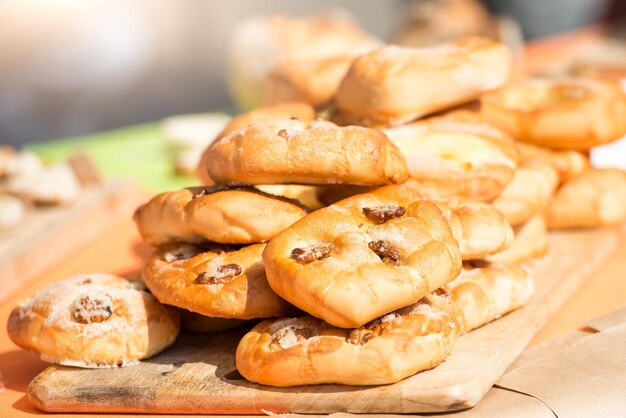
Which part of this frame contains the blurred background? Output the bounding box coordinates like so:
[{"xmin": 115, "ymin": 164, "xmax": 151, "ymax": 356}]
[{"xmin": 1, "ymin": 0, "xmax": 625, "ymax": 147}]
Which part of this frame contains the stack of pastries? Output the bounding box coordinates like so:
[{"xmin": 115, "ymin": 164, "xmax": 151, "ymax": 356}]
[{"xmin": 7, "ymin": 33, "xmax": 626, "ymax": 389}]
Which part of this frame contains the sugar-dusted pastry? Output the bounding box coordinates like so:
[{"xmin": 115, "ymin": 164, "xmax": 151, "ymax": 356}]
[
  {"xmin": 236, "ymin": 293, "xmax": 458, "ymax": 386},
  {"xmin": 481, "ymin": 77, "xmax": 626, "ymax": 150},
  {"xmin": 7, "ymin": 274, "xmax": 180, "ymax": 368},
  {"xmin": 134, "ymin": 186, "xmax": 308, "ymax": 245},
  {"xmin": 204, "ymin": 119, "xmax": 409, "ymax": 186},
  {"xmin": 335, "ymin": 37, "xmax": 512, "ymax": 126},
  {"xmin": 263, "ymin": 185, "xmax": 461, "ymax": 328},
  {"xmin": 143, "ymin": 243, "xmax": 294, "ymax": 319},
  {"xmin": 383, "ymin": 112, "xmax": 518, "ymax": 201},
  {"xmin": 487, "ymin": 215, "xmax": 548, "ymax": 264},
  {"xmin": 515, "ymin": 142, "xmax": 589, "ymax": 184},
  {"xmin": 546, "ymin": 169, "xmax": 626, "ymax": 229}
]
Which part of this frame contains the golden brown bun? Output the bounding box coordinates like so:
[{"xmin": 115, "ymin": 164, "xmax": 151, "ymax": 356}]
[
  {"xmin": 205, "ymin": 119, "xmax": 409, "ymax": 186},
  {"xmin": 236, "ymin": 293, "xmax": 458, "ymax": 386},
  {"xmin": 335, "ymin": 37, "xmax": 512, "ymax": 126},
  {"xmin": 263, "ymin": 185, "xmax": 461, "ymax": 328},
  {"xmin": 178, "ymin": 310, "xmax": 249, "ymax": 334},
  {"xmin": 487, "ymin": 214, "xmax": 548, "ymax": 263},
  {"xmin": 265, "ymin": 56, "xmax": 354, "ymax": 108},
  {"xmin": 492, "ymin": 164, "xmax": 558, "ymax": 226},
  {"xmin": 441, "ymin": 260, "xmax": 533, "ymax": 333},
  {"xmin": 546, "ymin": 169, "xmax": 626, "ymax": 229},
  {"xmin": 481, "ymin": 77, "xmax": 626, "ymax": 150},
  {"xmin": 133, "ymin": 186, "xmax": 308, "ymax": 246},
  {"xmin": 515, "ymin": 142, "xmax": 589, "ymax": 184},
  {"xmin": 384, "ymin": 112, "xmax": 518, "ymax": 201},
  {"xmin": 7, "ymin": 274, "xmax": 180, "ymax": 368},
  {"xmin": 197, "ymin": 102, "xmax": 316, "ymax": 185},
  {"xmin": 142, "ymin": 243, "xmax": 294, "ymax": 319},
  {"xmin": 256, "ymin": 184, "xmax": 324, "ymax": 210}
]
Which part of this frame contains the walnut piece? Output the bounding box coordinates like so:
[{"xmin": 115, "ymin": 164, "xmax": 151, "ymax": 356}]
[
  {"xmin": 368, "ymin": 240, "xmax": 400, "ymax": 265},
  {"xmin": 347, "ymin": 328, "xmax": 375, "ymax": 345},
  {"xmin": 291, "ymin": 243, "xmax": 335, "ymax": 264},
  {"xmin": 163, "ymin": 247, "xmax": 199, "ymax": 262},
  {"xmin": 277, "ymin": 129, "xmax": 290, "ymax": 138},
  {"xmin": 73, "ymin": 293, "xmax": 113, "ymax": 324},
  {"xmin": 194, "ymin": 263, "xmax": 242, "ymax": 285},
  {"xmin": 271, "ymin": 326, "xmax": 312, "ymax": 349},
  {"xmin": 362, "ymin": 205, "xmax": 406, "ymax": 224}
]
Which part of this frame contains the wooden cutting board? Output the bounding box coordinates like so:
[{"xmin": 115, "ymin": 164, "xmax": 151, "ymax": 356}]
[
  {"xmin": 27, "ymin": 222, "xmax": 626, "ymax": 415},
  {"xmin": 0, "ymin": 181, "xmax": 143, "ymax": 305}
]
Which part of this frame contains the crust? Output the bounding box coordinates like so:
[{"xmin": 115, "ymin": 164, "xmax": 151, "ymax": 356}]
[
  {"xmin": 7, "ymin": 274, "xmax": 180, "ymax": 368},
  {"xmin": 142, "ymin": 243, "xmax": 295, "ymax": 319},
  {"xmin": 335, "ymin": 37, "xmax": 512, "ymax": 126},
  {"xmin": 205, "ymin": 119, "xmax": 409, "ymax": 186},
  {"xmin": 487, "ymin": 215, "xmax": 548, "ymax": 263},
  {"xmin": 263, "ymin": 185, "xmax": 461, "ymax": 328},
  {"xmin": 236, "ymin": 293, "xmax": 458, "ymax": 386},
  {"xmin": 546, "ymin": 168, "xmax": 626, "ymax": 229},
  {"xmin": 481, "ymin": 77, "xmax": 626, "ymax": 150},
  {"xmin": 133, "ymin": 186, "xmax": 308, "ymax": 245}
]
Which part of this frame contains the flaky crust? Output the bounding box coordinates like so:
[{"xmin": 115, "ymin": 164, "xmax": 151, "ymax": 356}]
[
  {"xmin": 384, "ymin": 112, "xmax": 518, "ymax": 201},
  {"xmin": 492, "ymin": 164, "xmax": 558, "ymax": 226},
  {"xmin": 205, "ymin": 119, "xmax": 409, "ymax": 186},
  {"xmin": 263, "ymin": 185, "xmax": 461, "ymax": 328},
  {"xmin": 236, "ymin": 293, "xmax": 458, "ymax": 386},
  {"xmin": 265, "ymin": 56, "xmax": 354, "ymax": 108},
  {"xmin": 178, "ymin": 310, "xmax": 249, "ymax": 334},
  {"xmin": 487, "ymin": 215, "xmax": 548, "ymax": 264},
  {"xmin": 7, "ymin": 274, "xmax": 180, "ymax": 368},
  {"xmin": 481, "ymin": 77, "xmax": 626, "ymax": 150},
  {"xmin": 335, "ymin": 37, "xmax": 512, "ymax": 126},
  {"xmin": 197, "ymin": 102, "xmax": 316, "ymax": 185},
  {"xmin": 133, "ymin": 186, "xmax": 308, "ymax": 245},
  {"xmin": 441, "ymin": 261, "xmax": 534, "ymax": 333},
  {"xmin": 546, "ymin": 169, "xmax": 626, "ymax": 229},
  {"xmin": 142, "ymin": 243, "xmax": 294, "ymax": 319}
]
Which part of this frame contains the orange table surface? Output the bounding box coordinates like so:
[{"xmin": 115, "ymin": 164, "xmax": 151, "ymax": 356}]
[{"xmin": 1, "ymin": 208, "xmax": 626, "ymax": 417}]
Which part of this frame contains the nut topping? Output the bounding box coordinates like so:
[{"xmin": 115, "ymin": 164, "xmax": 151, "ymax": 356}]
[
  {"xmin": 163, "ymin": 247, "xmax": 199, "ymax": 262},
  {"xmin": 271, "ymin": 326, "xmax": 312, "ymax": 349},
  {"xmin": 291, "ymin": 243, "xmax": 335, "ymax": 264},
  {"xmin": 194, "ymin": 263, "xmax": 242, "ymax": 285},
  {"xmin": 368, "ymin": 240, "xmax": 400, "ymax": 265},
  {"xmin": 347, "ymin": 328, "xmax": 375, "ymax": 345},
  {"xmin": 73, "ymin": 293, "xmax": 113, "ymax": 324},
  {"xmin": 277, "ymin": 129, "xmax": 289, "ymax": 138},
  {"xmin": 362, "ymin": 205, "xmax": 406, "ymax": 224}
]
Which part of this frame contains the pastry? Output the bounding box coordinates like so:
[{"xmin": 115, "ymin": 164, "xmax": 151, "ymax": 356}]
[
  {"xmin": 256, "ymin": 184, "xmax": 324, "ymax": 210},
  {"xmin": 134, "ymin": 185, "xmax": 308, "ymax": 245},
  {"xmin": 178, "ymin": 310, "xmax": 249, "ymax": 334},
  {"xmin": 0, "ymin": 193, "xmax": 26, "ymax": 230},
  {"xmin": 236, "ymin": 293, "xmax": 458, "ymax": 386},
  {"xmin": 142, "ymin": 243, "xmax": 294, "ymax": 319},
  {"xmin": 487, "ymin": 214, "xmax": 548, "ymax": 263},
  {"xmin": 265, "ymin": 55, "xmax": 354, "ymax": 108},
  {"xmin": 546, "ymin": 168, "xmax": 626, "ymax": 229},
  {"xmin": 383, "ymin": 112, "xmax": 518, "ymax": 201},
  {"xmin": 335, "ymin": 37, "xmax": 512, "ymax": 126},
  {"xmin": 481, "ymin": 77, "xmax": 626, "ymax": 150},
  {"xmin": 515, "ymin": 142, "xmax": 589, "ymax": 184},
  {"xmin": 204, "ymin": 119, "xmax": 409, "ymax": 186},
  {"xmin": 263, "ymin": 184, "xmax": 461, "ymax": 328},
  {"xmin": 7, "ymin": 274, "xmax": 180, "ymax": 368}
]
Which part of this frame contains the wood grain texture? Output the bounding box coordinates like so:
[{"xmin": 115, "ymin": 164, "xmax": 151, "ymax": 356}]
[
  {"xmin": 0, "ymin": 182, "xmax": 142, "ymax": 305},
  {"xmin": 27, "ymin": 222, "xmax": 626, "ymax": 414}
]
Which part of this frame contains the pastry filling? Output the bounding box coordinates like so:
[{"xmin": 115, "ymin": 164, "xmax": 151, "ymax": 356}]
[
  {"xmin": 347, "ymin": 312, "xmax": 399, "ymax": 344},
  {"xmin": 195, "ymin": 263, "xmax": 242, "ymax": 285},
  {"xmin": 368, "ymin": 240, "xmax": 400, "ymax": 265},
  {"xmin": 362, "ymin": 204, "xmax": 406, "ymax": 224},
  {"xmin": 73, "ymin": 293, "xmax": 113, "ymax": 324},
  {"xmin": 270, "ymin": 326, "xmax": 313, "ymax": 349},
  {"xmin": 291, "ymin": 243, "xmax": 335, "ymax": 264}
]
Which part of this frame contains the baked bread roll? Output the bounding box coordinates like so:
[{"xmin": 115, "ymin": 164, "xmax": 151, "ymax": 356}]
[
  {"xmin": 263, "ymin": 185, "xmax": 461, "ymax": 328},
  {"xmin": 134, "ymin": 186, "xmax": 308, "ymax": 245},
  {"xmin": 0, "ymin": 193, "xmax": 26, "ymax": 230},
  {"xmin": 383, "ymin": 112, "xmax": 518, "ymax": 201},
  {"xmin": 481, "ymin": 77, "xmax": 626, "ymax": 150},
  {"xmin": 441, "ymin": 260, "xmax": 533, "ymax": 333},
  {"xmin": 516, "ymin": 142, "xmax": 589, "ymax": 184},
  {"xmin": 492, "ymin": 164, "xmax": 558, "ymax": 226},
  {"xmin": 142, "ymin": 243, "xmax": 294, "ymax": 319},
  {"xmin": 7, "ymin": 274, "xmax": 180, "ymax": 368},
  {"xmin": 178, "ymin": 310, "xmax": 248, "ymax": 334},
  {"xmin": 204, "ymin": 119, "xmax": 409, "ymax": 186},
  {"xmin": 546, "ymin": 169, "xmax": 626, "ymax": 229},
  {"xmin": 236, "ymin": 293, "xmax": 458, "ymax": 386},
  {"xmin": 265, "ymin": 55, "xmax": 354, "ymax": 108},
  {"xmin": 227, "ymin": 11, "xmax": 379, "ymax": 110},
  {"xmin": 256, "ymin": 184, "xmax": 324, "ymax": 210},
  {"xmin": 197, "ymin": 102, "xmax": 315, "ymax": 185},
  {"xmin": 335, "ymin": 37, "xmax": 512, "ymax": 126},
  {"xmin": 487, "ymin": 214, "xmax": 548, "ymax": 264}
]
